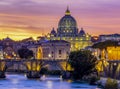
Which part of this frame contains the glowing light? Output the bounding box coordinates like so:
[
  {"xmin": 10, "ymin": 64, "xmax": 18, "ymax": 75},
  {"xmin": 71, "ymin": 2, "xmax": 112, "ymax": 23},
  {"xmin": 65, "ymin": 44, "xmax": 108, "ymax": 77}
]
[
  {"xmin": 114, "ymin": 63, "xmax": 117, "ymax": 66},
  {"xmin": 47, "ymin": 81, "xmax": 53, "ymax": 89},
  {"xmin": 48, "ymin": 54, "xmax": 51, "ymax": 58},
  {"xmin": 60, "ymin": 75, "xmax": 62, "ymax": 79},
  {"xmin": 76, "ymin": 38, "xmax": 78, "ymax": 40},
  {"xmin": 107, "ymin": 46, "xmax": 120, "ymax": 60},
  {"xmin": 86, "ymin": 35, "xmax": 89, "ymax": 38},
  {"xmin": 24, "ymin": 74, "xmax": 26, "ymax": 77},
  {"xmin": 108, "ymin": 50, "xmax": 112, "ymax": 53},
  {"xmin": 93, "ymin": 36, "xmax": 99, "ymax": 40},
  {"xmin": 67, "ymin": 80, "xmax": 72, "ymax": 83},
  {"xmin": 80, "ymin": 38, "xmax": 82, "ymax": 40},
  {"xmin": 41, "ymin": 75, "xmax": 46, "ymax": 80}
]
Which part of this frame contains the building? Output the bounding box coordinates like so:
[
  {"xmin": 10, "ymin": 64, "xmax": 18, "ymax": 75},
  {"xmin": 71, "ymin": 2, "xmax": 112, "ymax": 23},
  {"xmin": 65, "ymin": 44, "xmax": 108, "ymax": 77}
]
[
  {"xmin": 107, "ymin": 46, "xmax": 120, "ymax": 60},
  {"xmin": 46, "ymin": 7, "xmax": 92, "ymax": 51},
  {"xmin": 0, "ymin": 45, "xmax": 3, "ymax": 59},
  {"xmin": 1, "ymin": 37, "xmax": 17, "ymax": 59},
  {"xmin": 27, "ymin": 40, "xmax": 70, "ymax": 60},
  {"xmin": 27, "ymin": 44, "xmax": 43, "ymax": 59},
  {"xmin": 99, "ymin": 34, "xmax": 120, "ymax": 42},
  {"xmin": 40, "ymin": 40, "xmax": 70, "ymax": 60}
]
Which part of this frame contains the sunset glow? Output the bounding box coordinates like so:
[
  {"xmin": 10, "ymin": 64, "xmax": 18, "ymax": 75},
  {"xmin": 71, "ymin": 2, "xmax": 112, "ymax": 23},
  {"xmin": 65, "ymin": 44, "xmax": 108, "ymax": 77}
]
[{"xmin": 0, "ymin": 0, "xmax": 120, "ymax": 40}]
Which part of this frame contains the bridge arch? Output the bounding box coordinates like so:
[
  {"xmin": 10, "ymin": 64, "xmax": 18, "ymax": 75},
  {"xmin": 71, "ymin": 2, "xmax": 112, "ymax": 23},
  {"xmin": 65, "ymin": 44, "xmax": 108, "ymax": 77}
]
[
  {"xmin": 3, "ymin": 62, "xmax": 29, "ymax": 72},
  {"xmin": 41, "ymin": 60, "xmax": 68, "ymax": 71}
]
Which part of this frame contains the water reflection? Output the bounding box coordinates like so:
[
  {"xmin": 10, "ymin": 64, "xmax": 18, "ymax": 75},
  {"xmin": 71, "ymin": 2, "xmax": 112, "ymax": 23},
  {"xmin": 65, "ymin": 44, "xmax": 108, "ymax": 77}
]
[
  {"xmin": 0, "ymin": 74, "xmax": 99, "ymax": 89},
  {"xmin": 11, "ymin": 79, "xmax": 19, "ymax": 84},
  {"xmin": 46, "ymin": 81, "xmax": 53, "ymax": 89}
]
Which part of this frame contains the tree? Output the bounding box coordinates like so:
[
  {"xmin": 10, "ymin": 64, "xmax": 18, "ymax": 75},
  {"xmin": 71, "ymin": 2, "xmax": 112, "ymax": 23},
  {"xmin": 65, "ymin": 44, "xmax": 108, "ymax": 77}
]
[
  {"xmin": 18, "ymin": 47, "xmax": 34, "ymax": 59},
  {"xmin": 104, "ymin": 78, "xmax": 118, "ymax": 89},
  {"xmin": 68, "ymin": 50, "xmax": 98, "ymax": 80}
]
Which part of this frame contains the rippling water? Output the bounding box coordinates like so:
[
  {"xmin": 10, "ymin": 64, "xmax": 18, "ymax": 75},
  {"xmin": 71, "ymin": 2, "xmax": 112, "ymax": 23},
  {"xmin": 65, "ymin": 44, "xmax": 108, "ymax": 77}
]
[{"xmin": 0, "ymin": 74, "xmax": 100, "ymax": 89}]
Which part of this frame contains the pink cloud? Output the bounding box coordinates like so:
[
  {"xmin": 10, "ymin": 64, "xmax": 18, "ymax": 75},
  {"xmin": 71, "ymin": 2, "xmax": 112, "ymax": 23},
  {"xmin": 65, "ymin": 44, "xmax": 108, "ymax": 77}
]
[{"xmin": 0, "ymin": 0, "xmax": 120, "ymax": 40}]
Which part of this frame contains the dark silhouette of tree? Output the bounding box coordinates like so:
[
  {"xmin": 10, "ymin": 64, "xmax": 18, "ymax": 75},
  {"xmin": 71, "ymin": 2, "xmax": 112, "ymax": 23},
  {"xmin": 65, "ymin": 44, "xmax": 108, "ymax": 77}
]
[
  {"xmin": 68, "ymin": 50, "xmax": 97, "ymax": 80},
  {"xmin": 18, "ymin": 47, "xmax": 34, "ymax": 59}
]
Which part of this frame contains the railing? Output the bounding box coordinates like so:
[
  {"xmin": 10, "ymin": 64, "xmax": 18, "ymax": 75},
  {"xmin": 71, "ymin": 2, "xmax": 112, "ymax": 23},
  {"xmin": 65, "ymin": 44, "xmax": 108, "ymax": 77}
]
[
  {"xmin": 108, "ymin": 60, "xmax": 120, "ymax": 63},
  {"xmin": 0, "ymin": 59, "xmax": 67, "ymax": 62}
]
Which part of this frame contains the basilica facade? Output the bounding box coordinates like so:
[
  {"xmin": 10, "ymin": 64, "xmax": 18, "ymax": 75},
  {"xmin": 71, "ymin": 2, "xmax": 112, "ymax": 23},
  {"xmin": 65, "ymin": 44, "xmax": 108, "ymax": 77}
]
[{"xmin": 47, "ymin": 7, "xmax": 92, "ymax": 51}]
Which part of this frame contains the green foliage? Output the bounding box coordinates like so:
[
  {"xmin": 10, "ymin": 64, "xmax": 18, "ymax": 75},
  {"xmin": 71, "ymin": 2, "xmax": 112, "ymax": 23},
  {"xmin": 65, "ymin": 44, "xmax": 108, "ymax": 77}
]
[
  {"xmin": 104, "ymin": 78, "xmax": 118, "ymax": 89},
  {"xmin": 68, "ymin": 50, "xmax": 98, "ymax": 80},
  {"xmin": 18, "ymin": 47, "xmax": 34, "ymax": 59}
]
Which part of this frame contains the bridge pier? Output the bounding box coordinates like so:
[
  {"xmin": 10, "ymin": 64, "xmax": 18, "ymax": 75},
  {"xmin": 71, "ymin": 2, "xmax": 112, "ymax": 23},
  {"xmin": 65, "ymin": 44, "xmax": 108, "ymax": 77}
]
[
  {"xmin": 62, "ymin": 71, "xmax": 71, "ymax": 79},
  {"xmin": 26, "ymin": 71, "xmax": 40, "ymax": 79},
  {"xmin": 104, "ymin": 61, "xmax": 120, "ymax": 79},
  {"xmin": 0, "ymin": 71, "xmax": 6, "ymax": 78}
]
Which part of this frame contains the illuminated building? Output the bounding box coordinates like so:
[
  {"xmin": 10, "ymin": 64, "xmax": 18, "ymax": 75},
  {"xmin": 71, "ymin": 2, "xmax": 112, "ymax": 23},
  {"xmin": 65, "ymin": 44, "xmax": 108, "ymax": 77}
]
[
  {"xmin": 27, "ymin": 45, "xmax": 43, "ymax": 59},
  {"xmin": 27, "ymin": 40, "xmax": 70, "ymax": 60},
  {"xmin": 40, "ymin": 40, "xmax": 70, "ymax": 60},
  {"xmin": 1, "ymin": 37, "xmax": 17, "ymax": 59},
  {"xmin": 47, "ymin": 7, "xmax": 92, "ymax": 51},
  {"xmin": 107, "ymin": 46, "xmax": 120, "ymax": 60},
  {"xmin": 99, "ymin": 34, "xmax": 120, "ymax": 42},
  {"xmin": 0, "ymin": 45, "xmax": 3, "ymax": 59},
  {"xmin": 88, "ymin": 45, "xmax": 120, "ymax": 61}
]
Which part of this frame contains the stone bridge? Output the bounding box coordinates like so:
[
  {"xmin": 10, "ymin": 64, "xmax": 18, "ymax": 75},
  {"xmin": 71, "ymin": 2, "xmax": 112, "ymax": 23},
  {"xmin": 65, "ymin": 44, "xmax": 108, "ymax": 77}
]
[{"xmin": 0, "ymin": 59, "xmax": 68, "ymax": 78}]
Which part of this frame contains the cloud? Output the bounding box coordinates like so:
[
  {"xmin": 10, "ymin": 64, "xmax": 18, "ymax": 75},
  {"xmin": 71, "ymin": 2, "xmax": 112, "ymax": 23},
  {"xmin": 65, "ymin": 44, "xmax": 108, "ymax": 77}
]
[{"xmin": 0, "ymin": 0, "xmax": 120, "ymax": 40}]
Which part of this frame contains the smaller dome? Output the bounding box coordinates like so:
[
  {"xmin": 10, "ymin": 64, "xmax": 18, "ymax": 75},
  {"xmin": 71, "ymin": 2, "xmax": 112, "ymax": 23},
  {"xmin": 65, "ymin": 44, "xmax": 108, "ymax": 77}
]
[
  {"xmin": 79, "ymin": 28, "xmax": 86, "ymax": 36},
  {"xmin": 3, "ymin": 37, "xmax": 13, "ymax": 41},
  {"xmin": 50, "ymin": 28, "xmax": 56, "ymax": 36}
]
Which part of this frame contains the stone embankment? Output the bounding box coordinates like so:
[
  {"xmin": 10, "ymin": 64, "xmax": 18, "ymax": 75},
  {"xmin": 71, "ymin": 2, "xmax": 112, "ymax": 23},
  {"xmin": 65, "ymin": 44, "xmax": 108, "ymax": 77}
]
[{"xmin": 98, "ymin": 77, "xmax": 120, "ymax": 88}]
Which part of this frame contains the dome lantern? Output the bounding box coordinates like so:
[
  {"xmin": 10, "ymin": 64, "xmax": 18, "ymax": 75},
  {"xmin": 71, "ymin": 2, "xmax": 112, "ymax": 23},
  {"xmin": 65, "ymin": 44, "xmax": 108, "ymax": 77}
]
[{"xmin": 65, "ymin": 6, "xmax": 71, "ymax": 15}]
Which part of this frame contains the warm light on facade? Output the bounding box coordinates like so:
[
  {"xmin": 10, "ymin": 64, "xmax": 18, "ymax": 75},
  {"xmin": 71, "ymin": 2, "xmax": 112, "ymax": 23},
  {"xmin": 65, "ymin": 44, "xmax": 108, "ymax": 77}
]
[
  {"xmin": 108, "ymin": 50, "xmax": 112, "ymax": 53},
  {"xmin": 107, "ymin": 46, "xmax": 120, "ymax": 60}
]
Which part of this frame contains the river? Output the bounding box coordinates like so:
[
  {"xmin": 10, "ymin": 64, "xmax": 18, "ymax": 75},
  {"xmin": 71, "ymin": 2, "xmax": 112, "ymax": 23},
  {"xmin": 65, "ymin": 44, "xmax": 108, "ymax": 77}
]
[{"xmin": 0, "ymin": 74, "xmax": 100, "ymax": 89}]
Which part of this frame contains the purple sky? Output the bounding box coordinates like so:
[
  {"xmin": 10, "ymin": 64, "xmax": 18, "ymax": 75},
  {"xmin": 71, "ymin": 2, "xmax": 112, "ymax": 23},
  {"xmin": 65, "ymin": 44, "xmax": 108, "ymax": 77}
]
[{"xmin": 0, "ymin": 0, "xmax": 120, "ymax": 40}]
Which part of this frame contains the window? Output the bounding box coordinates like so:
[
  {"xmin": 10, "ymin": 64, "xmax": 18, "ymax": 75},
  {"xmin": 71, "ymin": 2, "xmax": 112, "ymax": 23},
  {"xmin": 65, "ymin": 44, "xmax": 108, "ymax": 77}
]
[
  {"xmin": 59, "ymin": 50, "xmax": 62, "ymax": 55},
  {"xmin": 66, "ymin": 44, "xmax": 69, "ymax": 46},
  {"xmin": 52, "ymin": 51, "xmax": 54, "ymax": 54}
]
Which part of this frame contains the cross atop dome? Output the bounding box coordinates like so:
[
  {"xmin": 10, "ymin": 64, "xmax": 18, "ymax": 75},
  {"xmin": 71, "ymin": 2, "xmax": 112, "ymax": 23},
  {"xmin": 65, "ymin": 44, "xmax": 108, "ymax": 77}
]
[{"xmin": 65, "ymin": 6, "xmax": 71, "ymax": 15}]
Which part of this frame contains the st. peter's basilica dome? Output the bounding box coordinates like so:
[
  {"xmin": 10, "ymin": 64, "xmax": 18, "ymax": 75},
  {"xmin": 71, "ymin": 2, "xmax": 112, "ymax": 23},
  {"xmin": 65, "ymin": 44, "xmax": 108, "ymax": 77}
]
[{"xmin": 57, "ymin": 7, "xmax": 78, "ymax": 37}]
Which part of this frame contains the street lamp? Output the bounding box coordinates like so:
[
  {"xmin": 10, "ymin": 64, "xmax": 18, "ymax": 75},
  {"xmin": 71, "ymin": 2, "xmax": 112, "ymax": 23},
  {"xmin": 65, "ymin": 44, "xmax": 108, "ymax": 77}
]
[{"xmin": 48, "ymin": 54, "xmax": 51, "ymax": 60}]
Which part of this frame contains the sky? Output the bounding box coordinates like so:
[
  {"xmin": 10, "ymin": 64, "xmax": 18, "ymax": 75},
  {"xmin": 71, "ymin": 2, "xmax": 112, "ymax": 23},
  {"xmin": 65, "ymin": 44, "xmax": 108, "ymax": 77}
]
[{"xmin": 0, "ymin": 0, "xmax": 120, "ymax": 40}]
